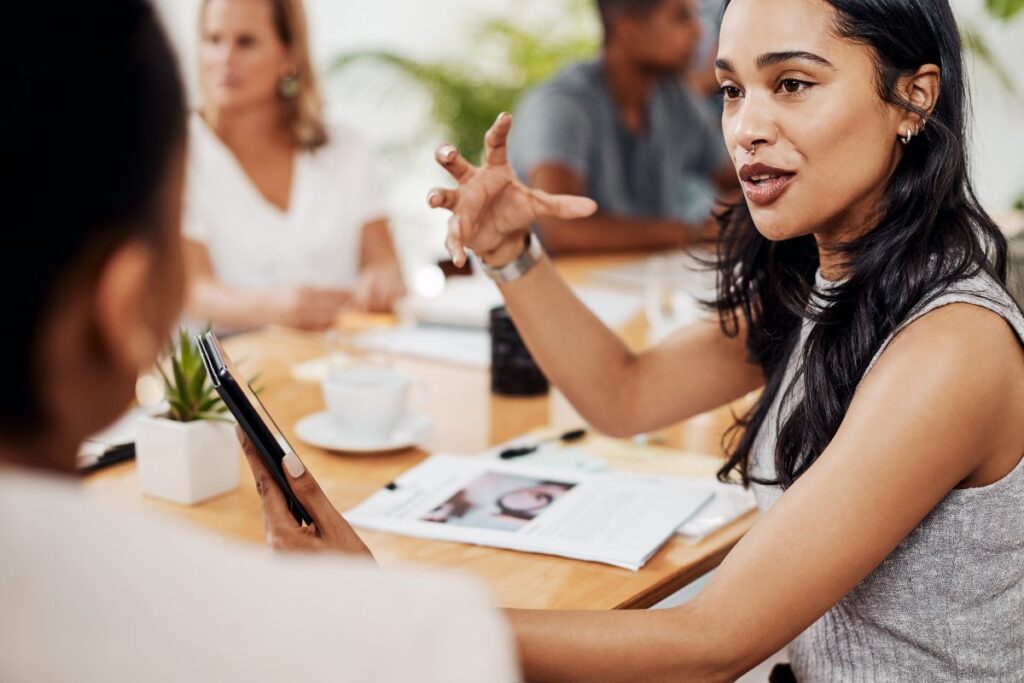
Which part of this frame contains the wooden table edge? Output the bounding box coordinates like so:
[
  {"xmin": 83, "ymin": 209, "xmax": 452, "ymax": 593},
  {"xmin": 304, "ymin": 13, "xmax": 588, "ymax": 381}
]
[{"xmin": 616, "ymin": 510, "xmax": 758, "ymax": 610}]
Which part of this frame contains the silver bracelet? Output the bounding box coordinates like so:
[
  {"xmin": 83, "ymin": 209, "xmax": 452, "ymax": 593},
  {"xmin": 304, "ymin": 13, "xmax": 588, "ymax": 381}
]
[{"xmin": 478, "ymin": 232, "xmax": 544, "ymax": 284}]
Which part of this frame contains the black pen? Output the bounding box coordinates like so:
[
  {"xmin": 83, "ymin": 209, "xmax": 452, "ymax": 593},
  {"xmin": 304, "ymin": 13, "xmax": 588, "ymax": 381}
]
[
  {"xmin": 499, "ymin": 428, "xmax": 587, "ymax": 460},
  {"xmin": 78, "ymin": 443, "xmax": 136, "ymax": 474}
]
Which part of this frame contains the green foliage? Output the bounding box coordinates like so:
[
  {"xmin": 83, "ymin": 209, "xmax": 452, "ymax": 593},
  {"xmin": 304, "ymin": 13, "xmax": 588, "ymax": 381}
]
[
  {"xmin": 157, "ymin": 327, "xmax": 230, "ymax": 423},
  {"xmin": 986, "ymin": 0, "xmax": 1024, "ymax": 20},
  {"xmin": 963, "ymin": 0, "xmax": 1024, "ymax": 94},
  {"xmin": 329, "ymin": 1, "xmax": 598, "ymax": 163},
  {"xmin": 961, "ymin": 24, "xmax": 1018, "ymax": 92}
]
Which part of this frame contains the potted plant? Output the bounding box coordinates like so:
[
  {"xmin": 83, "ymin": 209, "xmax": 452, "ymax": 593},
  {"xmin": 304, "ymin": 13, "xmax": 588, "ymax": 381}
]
[{"xmin": 135, "ymin": 328, "xmax": 240, "ymax": 505}]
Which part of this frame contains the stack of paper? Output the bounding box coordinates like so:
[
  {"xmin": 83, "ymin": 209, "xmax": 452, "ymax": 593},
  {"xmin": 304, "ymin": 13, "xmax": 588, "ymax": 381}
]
[
  {"xmin": 399, "ymin": 277, "xmax": 643, "ymax": 330},
  {"xmin": 346, "ymin": 454, "xmax": 713, "ymax": 571},
  {"xmin": 676, "ymin": 481, "xmax": 757, "ymax": 541},
  {"xmin": 354, "ymin": 280, "xmax": 643, "ymax": 368},
  {"xmin": 482, "ymin": 439, "xmax": 758, "ymax": 542},
  {"xmin": 355, "ymin": 325, "xmax": 491, "ymax": 369}
]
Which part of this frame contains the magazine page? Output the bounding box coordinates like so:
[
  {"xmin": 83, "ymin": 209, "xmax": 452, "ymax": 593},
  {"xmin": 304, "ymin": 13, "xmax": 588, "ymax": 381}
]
[{"xmin": 345, "ymin": 455, "xmax": 713, "ymax": 570}]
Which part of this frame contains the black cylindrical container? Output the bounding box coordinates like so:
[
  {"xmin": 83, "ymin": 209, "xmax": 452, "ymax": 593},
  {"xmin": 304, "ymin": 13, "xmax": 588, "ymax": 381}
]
[{"xmin": 489, "ymin": 305, "xmax": 549, "ymax": 396}]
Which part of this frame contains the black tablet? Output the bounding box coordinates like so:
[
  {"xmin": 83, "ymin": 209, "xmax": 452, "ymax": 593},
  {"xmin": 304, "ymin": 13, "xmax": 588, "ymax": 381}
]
[{"xmin": 196, "ymin": 331, "xmax": 313, "ymax": 526}]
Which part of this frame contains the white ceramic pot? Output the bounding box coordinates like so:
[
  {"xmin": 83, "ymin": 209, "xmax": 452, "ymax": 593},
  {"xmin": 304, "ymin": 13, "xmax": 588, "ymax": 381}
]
[{"xmin": 135, "ymin": 416, "xmax": 240, "ymax": 505}]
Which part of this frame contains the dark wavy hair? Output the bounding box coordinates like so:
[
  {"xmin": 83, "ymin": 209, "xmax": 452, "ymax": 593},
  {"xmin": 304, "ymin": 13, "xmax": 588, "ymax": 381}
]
[
  {"xmin": 713, "ymin": 0, "xmax": 1013, "ymax": 489},
  {"xmin": 2, "ymin": 0, "xmax": 185, "ymax": 436}
]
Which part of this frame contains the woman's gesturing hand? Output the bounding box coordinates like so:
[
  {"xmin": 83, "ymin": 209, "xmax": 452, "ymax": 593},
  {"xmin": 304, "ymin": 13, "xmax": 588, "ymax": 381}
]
[
  {"xmin": 237, "ymin": 426, "xmax": 375, "ymax": 560},
  {"xmin": 427, "ymin": 112, "xmax": 597, "ymax": 268}
]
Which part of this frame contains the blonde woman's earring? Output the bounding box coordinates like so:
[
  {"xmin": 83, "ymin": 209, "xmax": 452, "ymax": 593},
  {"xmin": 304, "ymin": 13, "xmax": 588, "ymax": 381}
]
[{"xmin": 279, "ymin": 64, "xmax": 300, "ymax": 99}]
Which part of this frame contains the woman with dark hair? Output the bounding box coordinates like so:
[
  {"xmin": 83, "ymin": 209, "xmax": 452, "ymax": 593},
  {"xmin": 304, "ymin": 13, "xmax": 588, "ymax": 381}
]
[
  {"xmin": 253, "ymin": 0, "xmax": 1024, "ymax": 679},
  {"xmin": 0, "ymin": 2, "xmax": 516, "ymax": 680}
]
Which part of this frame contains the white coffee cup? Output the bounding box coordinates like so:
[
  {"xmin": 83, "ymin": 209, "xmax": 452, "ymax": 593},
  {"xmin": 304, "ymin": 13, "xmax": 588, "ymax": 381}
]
[{"xmin": 322, "ymin": 366, "xmax": 422, "ymax": 442}]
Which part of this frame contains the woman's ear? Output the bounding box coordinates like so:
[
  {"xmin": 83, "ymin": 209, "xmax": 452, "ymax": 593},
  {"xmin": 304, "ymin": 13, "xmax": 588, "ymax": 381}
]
[
  {"xmin": 92, "ymin": 239, "xmax": 163, "ymax": 374},
  {"xmin": 897, "ymin": 64, "xmax": 941, "ymax": 137}
]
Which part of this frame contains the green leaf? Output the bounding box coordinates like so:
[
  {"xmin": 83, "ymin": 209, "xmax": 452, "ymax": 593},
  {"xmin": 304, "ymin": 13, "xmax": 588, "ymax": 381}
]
[
  {"xmin": 166, "ymin": 397, "xmax": 189, "ymax": 421},
  {"xmin": 188, "ymin": 362, "xmax": 207, "ymax": 404},
  {"xmin": 986, "ymin": 0, "xmax": 1024, "ymax": 21},
  {"xmin": 155, "ymin": 363, "xmax": 173, "ymax": 391},
  {"xmin": 199, "ymin": 382, "xmax": 218, "ymax": 403},
  {"xmin": 156, "ymin": 325, "xmax": 228, "ymax": 423},
  {"xmin": 194, "ymin": 412, "xmax": 234, "ymax": 423},
  {"xmin": 171, "ymin": 356, "xmax": 188, "ymax": 403},
  {"xmin": 961, "ymin": 24, "xmax": 1017, "ymax": 94},
  {"xmin": 197, "ymin": 395, "xmax": 224, "ymax": 414}
]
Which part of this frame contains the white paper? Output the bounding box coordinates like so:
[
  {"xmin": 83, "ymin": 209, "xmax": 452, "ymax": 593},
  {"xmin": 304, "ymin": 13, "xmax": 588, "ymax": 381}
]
[
  {"xmin": 484, "ymin": 437, "xmax": 756, "ymax": 542},
  {"xmin": 355, "ymin": 325, "xmax": 491, "ymax": 368},
  {"xmin": 400, "ymin": 277, "xmax": 643, "ymax": 330},
  {"xmin": 398, "ymin": 277, "xmax": 502, "ymax": 328},
  {"xmin": 676, "ymin": 482, "xmax": 757, "ymax": 541},
  {"xmin": 590, "ymin": 251, "xmax": 716, "ymax": 295},
  {"xmin": 346, "ymin": 454, "xmax": 713, "ymax": 571},
  {"xmin": 357, "ymin": 283, "xmax": 642, "ymax": 368},
  {"xmin": 290, "ymin": 352, "xmax": 355, "ymax": 383},
  {"xmin": 76, "ymin": 405, "xmax": 160, "ymax": 466}
]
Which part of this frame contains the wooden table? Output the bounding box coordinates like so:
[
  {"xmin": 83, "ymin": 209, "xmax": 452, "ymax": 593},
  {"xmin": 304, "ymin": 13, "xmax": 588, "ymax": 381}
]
[{"xmin": 84, "ymin": 254, "xmax": 757, "ymax": 610}]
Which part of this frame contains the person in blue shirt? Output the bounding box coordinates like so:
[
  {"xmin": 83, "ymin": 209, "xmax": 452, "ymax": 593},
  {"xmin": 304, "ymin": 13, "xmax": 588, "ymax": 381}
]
[{"xmin": 508, "ymin": 0, "xmax": 735, "ymax": 254}]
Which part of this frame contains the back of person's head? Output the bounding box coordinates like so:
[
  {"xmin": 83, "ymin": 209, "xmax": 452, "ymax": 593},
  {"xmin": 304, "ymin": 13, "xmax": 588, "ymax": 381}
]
[
  {"xmin": 199, "ymin": 0, "xmax": 327, "ymax": 149},
  {"xmin": 2, "ymin": 0, "xmax": 186, "ymax": 453},
  {"xmin": 595, "ymin": 0, "xmax": 701, "ymax": 70},
  {"xmin": 596, "ymin": 0, "xmax": 664, "ymax": 35}
]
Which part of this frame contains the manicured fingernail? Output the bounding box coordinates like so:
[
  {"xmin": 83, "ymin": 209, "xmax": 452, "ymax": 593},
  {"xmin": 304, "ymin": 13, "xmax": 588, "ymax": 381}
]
[
  {"xmin": 282, "ymin": 452, "xmax": 305, "ymax": 478},
  {"xmin": 427, "ymin": 190, "xmax": 438, "ymax": 205},
  {"xmin": 439, "ymin": 145, "xmax": 456, "ymax": 161},
  {"xmin": 496, "ymin": 112, "xmax": 509, "ymax": 123}
]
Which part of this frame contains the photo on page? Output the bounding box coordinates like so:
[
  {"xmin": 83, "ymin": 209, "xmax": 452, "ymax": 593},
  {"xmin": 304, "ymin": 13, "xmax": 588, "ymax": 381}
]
[{"xmin": 421, "ymin": 472, "xmax": 575, "ymax": 532}]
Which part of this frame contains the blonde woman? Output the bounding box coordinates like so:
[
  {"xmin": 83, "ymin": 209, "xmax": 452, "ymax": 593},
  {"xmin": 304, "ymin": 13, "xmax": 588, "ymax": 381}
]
[{"xmin": 184, "ymin": 0, "xmax": 405, "ymax": 331}]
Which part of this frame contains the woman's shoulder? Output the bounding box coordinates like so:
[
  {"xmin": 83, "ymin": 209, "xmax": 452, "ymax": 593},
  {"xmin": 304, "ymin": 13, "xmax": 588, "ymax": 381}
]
[
  {"xmin": 308, "ymin": 122, "xmax": 377, "ymax": 168},
  {"xmin": 863, "ymin": 268, "xmax": 1024, "ymax": 386},
  {"xmin": 186, "ymin": 111, "xmax": 220, "ymax": 155},
  {"xmin": 184, "ymin": 111, "xmax": 231, "ymax": 185},
  {"xmin": 916, "ymin": 267, "xmax": 1023, "ymax": 331}
]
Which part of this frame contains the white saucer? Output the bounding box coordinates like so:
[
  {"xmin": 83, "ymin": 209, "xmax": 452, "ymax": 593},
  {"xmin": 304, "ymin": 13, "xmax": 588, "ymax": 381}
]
[{"xmin": 293, "ymin": 411, "xmax": 434, "ymax": 453}]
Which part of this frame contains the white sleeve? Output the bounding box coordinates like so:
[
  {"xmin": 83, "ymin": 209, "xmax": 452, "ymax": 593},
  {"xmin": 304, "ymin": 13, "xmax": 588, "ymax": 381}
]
[
  {"xmin": 329, "ymin": 125, "xmax": 389, "ymax": 226},
  {"xmin": 181, "ymin": 146, "xmax": 210, "ymax": 244},
  {"xmin": 182, "ymin": 194, "xmax": 210, "ymax": 243},
  {"xmin": 358, "ymin": 150, "xmax": 389, "ymax": 225}
]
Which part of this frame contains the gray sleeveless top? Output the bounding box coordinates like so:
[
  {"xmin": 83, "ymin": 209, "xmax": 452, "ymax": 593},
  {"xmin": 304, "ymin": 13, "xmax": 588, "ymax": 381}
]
[{"xmin": 750, "ymin": 269, "xmax": 1024, "ymax": 682}]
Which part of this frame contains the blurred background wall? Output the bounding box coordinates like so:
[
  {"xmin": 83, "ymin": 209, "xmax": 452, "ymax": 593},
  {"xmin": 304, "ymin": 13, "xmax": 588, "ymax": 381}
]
[{"xmin": 154, "ymin": 0, "xmax": 1024, "ymax": 275}]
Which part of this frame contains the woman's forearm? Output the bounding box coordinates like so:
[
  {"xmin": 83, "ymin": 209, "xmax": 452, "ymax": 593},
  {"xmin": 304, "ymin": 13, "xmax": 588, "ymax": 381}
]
[
  {"xmin": 506, "ymin": 605, "xmax": 737, "ymax": 683},
  {"xmin": 497, "ymin": 257, "xmax": 643, "ymax": 436},
  {"xmin": 359, "ymin": 218, "xmax": 401, "ymax": 270},
  {"xmin": 187, "ymin": 277, "xmax": 280, "ymax": 329},
  {"xmin": 496, "ymin": 255, "xmax": 761, "ymax": 435}
]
